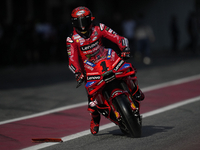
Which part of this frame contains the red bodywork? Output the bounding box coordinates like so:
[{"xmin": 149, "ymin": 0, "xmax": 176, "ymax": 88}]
[{"xmin": 84, "ymin": 47, "xmax": 140, "ymax": 124}]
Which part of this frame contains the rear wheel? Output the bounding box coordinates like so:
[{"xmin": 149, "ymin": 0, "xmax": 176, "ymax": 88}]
[{"xmin": 113, "ymin": 94, "xmax": 141, "ymax": 138}]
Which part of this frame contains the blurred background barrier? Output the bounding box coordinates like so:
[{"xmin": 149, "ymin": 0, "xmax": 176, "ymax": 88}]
[{"xmin": 0, "ymin": 0, "xmax": 199, "ymax": 67}]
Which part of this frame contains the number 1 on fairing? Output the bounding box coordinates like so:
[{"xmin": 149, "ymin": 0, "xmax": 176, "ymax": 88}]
[{"xmin": 100, "ymin": 61, "xmax": 108, "ymax": 72}]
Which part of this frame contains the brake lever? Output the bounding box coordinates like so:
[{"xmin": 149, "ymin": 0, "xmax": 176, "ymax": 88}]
[{"xmin": 121, "ymin": 54, "xmax": 132, "ymax": 60}]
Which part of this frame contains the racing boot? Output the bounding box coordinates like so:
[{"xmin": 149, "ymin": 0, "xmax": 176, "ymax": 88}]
[
  {"xmin": 88, "ymin": 97, "xmax": 101, "ymax": 135},
  {"xmin": 90, "ymin": 111, "xmax": 101, "ymax": 135}
]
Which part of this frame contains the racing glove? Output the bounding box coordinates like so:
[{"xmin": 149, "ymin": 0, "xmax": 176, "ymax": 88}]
[
  {"xmin": 121, "ymin": 47, "xmax": 131, "ymax": 59},
  {"xmin": 75, "ymin": 71, "xmax": 84, "ymax": 88}
]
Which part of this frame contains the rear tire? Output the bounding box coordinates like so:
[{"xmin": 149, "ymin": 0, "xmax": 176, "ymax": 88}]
[{"xmin": 113, "ymin": 94, "xmax": 141, "ymax": 138}]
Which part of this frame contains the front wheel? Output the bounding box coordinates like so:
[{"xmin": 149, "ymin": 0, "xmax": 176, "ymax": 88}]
[{"xmin": 113, "ymin": 94, "xmax": 141, "ymax": 138}]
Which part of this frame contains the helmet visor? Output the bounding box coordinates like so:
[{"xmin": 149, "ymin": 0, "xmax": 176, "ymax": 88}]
[{"xmin": 72, "ymin": 15, "xmax": 92, "ymax": 31}]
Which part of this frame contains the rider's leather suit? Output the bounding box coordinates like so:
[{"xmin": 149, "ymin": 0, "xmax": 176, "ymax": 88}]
[{"xmin": 66, "ymin": 23, "xmax": 129, "ymax": 74}]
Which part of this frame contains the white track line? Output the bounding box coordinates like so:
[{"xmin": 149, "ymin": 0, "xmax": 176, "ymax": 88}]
[
  {"xmin": 0, "ymin": 102, "xmax": 87, "ymax": 125},
  {"xmin": 142, "ymin": 74, "xmax": 200, "ymax": 92}
]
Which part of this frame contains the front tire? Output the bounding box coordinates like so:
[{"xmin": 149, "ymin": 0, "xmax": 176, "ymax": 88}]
[{"xmin": 113, "ymin": 94, "xmax": 141, "ymax": 138}]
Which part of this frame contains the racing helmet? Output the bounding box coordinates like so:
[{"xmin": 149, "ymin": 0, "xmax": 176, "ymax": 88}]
[{"xmin": 71, "ymin": 6, "xmax": 95, "ymax": 34}]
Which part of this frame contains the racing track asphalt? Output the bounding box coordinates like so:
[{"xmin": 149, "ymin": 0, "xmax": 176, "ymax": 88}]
[{"xmin": 1, "ymin": 75, "xmax": 199, "ymax": 150}]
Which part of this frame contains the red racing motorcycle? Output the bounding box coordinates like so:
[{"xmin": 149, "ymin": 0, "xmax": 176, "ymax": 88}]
[{"xmin": 77, "ymin": 47, "xmax": 142, "ymax": 138}]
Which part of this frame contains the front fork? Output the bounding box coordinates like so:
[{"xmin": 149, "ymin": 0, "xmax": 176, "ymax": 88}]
[
  {"xmin": 119, "ymin": 81, "xmax": 142, "ymax": 125},
  {"xmin": 120, "ymin": 79, "xmax": 140, "ymax": 111}
]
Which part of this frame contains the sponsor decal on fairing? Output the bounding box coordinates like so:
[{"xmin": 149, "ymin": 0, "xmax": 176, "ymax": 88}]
[
  {"xmin": 87, "ymin": 72, "xmax": 100, "ymax": 75},
  {"xmin": 114, "ymin": 59, "xmax": 124, "ymax": 71},
  {"xmin": 86, "ymin": 81, "xmax": 96, "ymax": 87},
  {"xmin": 120, "ymin": 63, "xmax": 130, "ymax": 70},
  {"xmin": 97, "ymin": 79, "xmax": 104, "ymax": 85},
  {"xmin": 104, "ymin": 74, "xmax": 115, "ymax": 83},
  {"xmin": 112, "ymin": 57, "xmax": 121, "ymax": 68},
  {"xmin": 84, "ymin": 64, "xmax": 94, "ymax": 71},
  {"xmin": 87, "ymin": 75, "xmax": 101, "ymax": 80}
]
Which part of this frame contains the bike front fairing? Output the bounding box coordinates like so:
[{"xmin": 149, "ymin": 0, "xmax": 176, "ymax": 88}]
[
  {"xmin": 84, "ymin": 47, "xmax": 140, "ymax": 124},
  {"xmin": 84, "ymin": 47, "xmax": 136, "ymax": 99}
]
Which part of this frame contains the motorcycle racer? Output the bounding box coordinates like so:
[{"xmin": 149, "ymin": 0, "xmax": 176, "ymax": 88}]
[{"xmin": 66, "ymin": 6, "xmax": 144, "ymax": 135}]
